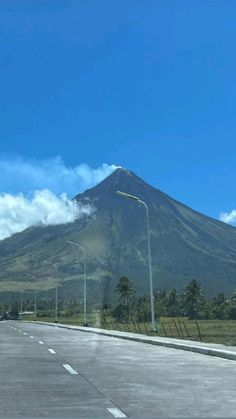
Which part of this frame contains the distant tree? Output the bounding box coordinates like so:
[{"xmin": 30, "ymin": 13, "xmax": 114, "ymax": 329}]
[
  {"xmin": 199, "ymin": 300, "xmax": 212, "ymax": 320},
  {"xmin": 115, "ymin": 277, "xmax": 136, "ymax": 306},
  {"xmin": 136, "ymin": 295, "xmax": 151, "ymax": 322},
  {"xmin": 228, "ymin": 292, "xmax": 236, "ymax": 319},
  {"xmin": 166, "ymin": 288, "xmax": 179, "ymax": 317},
  {"xmin": 183, "ymin": 279, "xmax": 205, "ymax": 319},
  {"xmin": 112, "ymin": 304, "xmax": 130, "ymax": 322},
  {"xmin": 154, "ymin": 290, "xmax": 168, "ymax": 318},
  {"xmin": 228, "ymin": 306, "xmax": 236, "ymax": 320},
  {"xmin": 113, "ymin": 277, "xmax": 136, "ymax": 321},
  {"xmin": 210, "ymin": 293, "xmax": 230, "ymax": 320}
]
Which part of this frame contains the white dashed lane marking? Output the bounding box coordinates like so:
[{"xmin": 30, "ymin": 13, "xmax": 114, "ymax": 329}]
[
  {"xmin": 63, "ymin": 364, "xmax": 78, "ymax": 375},
  {"xmin": 3, "ymin": 323, "xmax": 126, "ymax": 418},
  {"xmin": 107, "ymin": 407, "xmax": 127, "ymax": 418}
]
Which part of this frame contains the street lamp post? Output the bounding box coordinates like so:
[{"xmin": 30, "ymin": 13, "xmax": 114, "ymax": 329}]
[
  {"xmin": 20, "ymin": 291, "xmax": 23, "ymax": 320},
  {"xmin": 43, "ymin": 260, "xmax": 58, "ymax": 323},
  {"xmin": 67, "ymin": 240, "xmax": 87, "ymax": 326},
  {"xmin": 8, "ymin": 292, "xmax": 11, "ymax": 313},
  {"xmin": 117, "ymin": 190, "xmax": 157, "ymax": 332},
  {"xmin": 24, "ymin": 273, "xmax": 37, "ymax": 321}
]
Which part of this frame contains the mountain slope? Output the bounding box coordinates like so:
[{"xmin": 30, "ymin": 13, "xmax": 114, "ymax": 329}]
[{"xmin": 0, "ymin": 168, "xmax": 236, "ymax": 300}]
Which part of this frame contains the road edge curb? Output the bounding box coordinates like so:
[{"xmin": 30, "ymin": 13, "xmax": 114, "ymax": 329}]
[{"xmin": 31, "ymin": 321, "xmax": 236, "ymax": 361}]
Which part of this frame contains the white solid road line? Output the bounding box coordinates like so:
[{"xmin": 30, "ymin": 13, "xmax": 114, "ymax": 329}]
[
  {"xmin": 63, "ymin": 364, "xmax": 78, "ymax": 375},
  {"xmin": 107, "ymin": 407, "xmax": 127, "ymax": 418},
  {"xmin": 38, "ymin": 341, "xmax": 44, "ymax": 344},
  {"xmin": 48, "ymin": 348, "xmax": 56, "ymax": 354}
]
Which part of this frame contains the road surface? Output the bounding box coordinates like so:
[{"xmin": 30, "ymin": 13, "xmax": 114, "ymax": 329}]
[{"xmin": 0, "ymin": 321, "xmax": 235, "ymax": 417}]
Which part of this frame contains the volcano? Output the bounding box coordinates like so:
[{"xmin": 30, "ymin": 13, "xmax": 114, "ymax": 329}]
[{"xmin": 0, "ymin": 167, "xmax": 236, "ymax": 300}]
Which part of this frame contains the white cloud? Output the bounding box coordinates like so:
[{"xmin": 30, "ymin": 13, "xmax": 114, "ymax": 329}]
[
  {"xmin": 0, "ymin": 189, "xmax": 93, "ymax": 240},
  {"xmin": 0, "ymin": 155, "xmax": 119, "ymax": 240},
  {"xmin": 0, "ymin": 155, "xmax": 119, "ymax": 196},
  {"xmin": 219, "ymin": 210, "xmax": 236, "ymax": 226}
]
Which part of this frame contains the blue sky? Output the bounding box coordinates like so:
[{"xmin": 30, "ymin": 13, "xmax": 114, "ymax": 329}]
[{"xmin": 0, "ymin": 0, "xmax": 236, "ymax": 224}]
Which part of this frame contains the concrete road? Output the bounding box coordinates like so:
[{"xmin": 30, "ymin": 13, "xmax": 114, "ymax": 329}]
[{"xmin": 0, "ymin": 321, "xmax": 235, "ymax": 418}]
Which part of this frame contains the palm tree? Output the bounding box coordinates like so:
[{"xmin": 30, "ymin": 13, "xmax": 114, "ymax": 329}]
[
  {"xmin": 115, "ymin": 277, "xmax": 136, "ymax": 306},
  {"xmin": 114, "ymin": 277, "xmax": 136, "ymax": 322}
]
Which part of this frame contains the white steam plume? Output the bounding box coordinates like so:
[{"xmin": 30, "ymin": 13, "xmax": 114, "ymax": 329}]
[
  {"xmin": 0, "ymin": 189, "xmax": 93, "ymax": 240},
  {"xmin": 219, "ymin": 210, "xmax": 236, "ymax": 226}
]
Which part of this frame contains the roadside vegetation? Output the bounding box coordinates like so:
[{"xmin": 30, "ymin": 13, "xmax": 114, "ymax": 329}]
[{"xmin": 1, "ymin": 277, "xmax": 236, "ymax": 345}]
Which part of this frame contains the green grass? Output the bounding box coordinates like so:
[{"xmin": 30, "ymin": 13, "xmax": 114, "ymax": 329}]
[
  {"xmin": 23, "ymin": 313, "xmax": 236, "ymax": 346},
  {"xmin": 158, "ymin": 318, "xmax": 236, "ymax": 346}
]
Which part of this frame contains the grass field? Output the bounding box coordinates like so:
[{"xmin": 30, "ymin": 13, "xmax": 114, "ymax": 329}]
[{"xmin": 22, "ymin": 313, "xmax": 236, "ymax": 346}]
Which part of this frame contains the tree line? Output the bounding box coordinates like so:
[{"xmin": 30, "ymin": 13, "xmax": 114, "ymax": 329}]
[
  {"xmin": 1, "ymin": 277, "xmax": 236, "ymax": 321},
  {"xmin": 111, "ymin": 277, "xmax": 236, "ymax": 321},
  {"xmin": 0, "ymin": 298, "xmax": 82, "ymax": 318}
]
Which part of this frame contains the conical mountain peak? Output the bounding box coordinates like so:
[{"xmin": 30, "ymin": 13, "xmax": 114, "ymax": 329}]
[
  {"xmin": 75, "ymin": 166, "xmax": 158, "ymax": 202},
  {"xmin": 100, "ymin": 166, "xmax": 142, "ymax": 184},
  {"xmin": 1, "ymin": 168, "xmax": 236, "ymax": 298}
]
